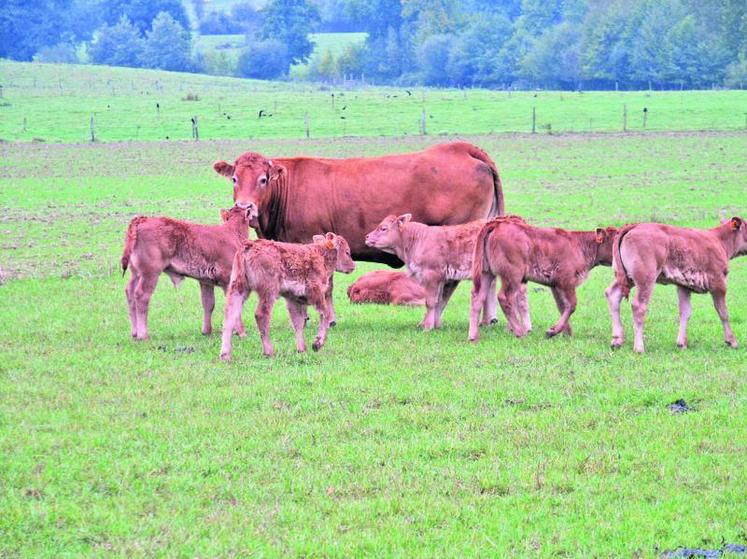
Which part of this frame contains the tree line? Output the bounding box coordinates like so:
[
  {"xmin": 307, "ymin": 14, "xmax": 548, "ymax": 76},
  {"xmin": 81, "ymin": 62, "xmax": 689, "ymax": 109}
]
[{"xmin": 1, "ymin": 0, "xmax": 745, "ymax": 89}]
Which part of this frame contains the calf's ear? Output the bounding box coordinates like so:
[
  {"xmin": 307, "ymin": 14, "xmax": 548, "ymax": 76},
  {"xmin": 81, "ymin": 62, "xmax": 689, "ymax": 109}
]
[
  {"xmin": 312, "ymin": 235, "xmax": 325, "ymax": 243},
  {"xmin": 730, "ymin": 217, "xmax": 743, "ymax": 230},
  {"xmin": 213, "ymin": 161, "xmax": 234, "ymax": 177},
  {"xmin": 325, "ymin": 232, "xmax": 336, "ymax": 241},
  {"xmin": 220, "ymin": 209, "xmax": 230, "ymax": 222},
  {"xmin": 397, "ymin": 213, "xmax": 412, "ymax": 229},
  {"xmin": 595, "ymin": 227, "xmax": 606, "ymax": 243}
]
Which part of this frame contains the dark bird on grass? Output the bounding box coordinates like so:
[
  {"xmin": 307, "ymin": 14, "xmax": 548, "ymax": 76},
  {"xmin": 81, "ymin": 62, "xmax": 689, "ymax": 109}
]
[
  {"xmin": 341, "ymin": 105, "xmax": 346, "ymax": 110},
  {"xmin": 406, "ymin": 90, "xmax": 412, "ymax": 96},
  {"xmin": 258, "ymin": 109, "xmax": 266, "ymax": 118}
]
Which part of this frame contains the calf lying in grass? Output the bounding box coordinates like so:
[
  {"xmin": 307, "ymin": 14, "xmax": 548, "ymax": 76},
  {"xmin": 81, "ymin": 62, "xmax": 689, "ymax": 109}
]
[
  {"xmin": 220, "ymin": 233, "xmax": 355, "ymax": 360},
  {"xmin": 121, "ymin": 204, "xmax": 258, "ymax": 340},
  {"xmin": 347, "ymin": 270, "xmax": 426, "ymax": 306},
  {"xmin": 470, "ymin": 216, "xmax": 618, "ymax": 341},
  {"xmin": 606, "ymin": 217, "xmax": 747, "ymax": 353},
  {"xmin": 364, "ymin": 214, "xmax": 499, "ymax": 330}
]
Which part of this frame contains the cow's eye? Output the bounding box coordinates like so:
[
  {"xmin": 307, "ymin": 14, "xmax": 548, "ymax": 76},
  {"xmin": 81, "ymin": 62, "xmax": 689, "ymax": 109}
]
[{"xmin": 259, "ymin": 176, "xmax": 267, "ymax": 185}]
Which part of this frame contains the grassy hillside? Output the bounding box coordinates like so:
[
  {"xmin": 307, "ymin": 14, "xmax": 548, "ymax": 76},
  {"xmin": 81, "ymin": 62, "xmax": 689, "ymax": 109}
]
[
  {"xmin": 1, "ymin": 131, "xmax": 746, "ymax": 555},
  {"xmin": 1, "ymin": 61, "xmax": 746, "ymax": 143}
]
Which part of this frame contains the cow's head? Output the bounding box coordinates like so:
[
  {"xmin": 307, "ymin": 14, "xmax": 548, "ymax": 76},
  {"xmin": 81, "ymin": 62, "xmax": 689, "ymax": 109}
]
[
  {"xmin": 365, "ymin": 214, "xmax": 411, "ymax": 254},
  {"xmin": 213, "ymin": 152, "xmax": 286, "ymax": 212},
  {"xmin": 313, "ymin": 232, "xmax": 356, "ymax": 273},
  {"xmin": 727, "ymin": 216, "xmax": 747, "ymax": 256},
  {"xmin": 594, "ymin": 226, "xmax": 618, "ymax": 265},
  {"xmin": 220, "ymin": 203, "xmax": 259, "ymax": 230}
]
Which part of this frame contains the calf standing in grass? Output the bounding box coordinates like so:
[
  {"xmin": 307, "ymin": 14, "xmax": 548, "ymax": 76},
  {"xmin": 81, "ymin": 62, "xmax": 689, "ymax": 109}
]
[
  {"xmin": 606, "ymin": 217, "xmax": 747, "ymax": 353},
  {"xmin": 220, "ymin": 233, "xmax": 355, "ymax": 360},
  {"xmin": 121, "ymin": 204, "xmax": 258, "ymax": 340},
  {"xmin": 470, "ymin": 217, "xmax": 618, "ymax": 341},
  {"xmin": 364, "ymin": 214, "xmax": 501, "ymax": 330},
  {"xmin": 347, "ymin": 270, "xmax": 426, "ymax": 306}
]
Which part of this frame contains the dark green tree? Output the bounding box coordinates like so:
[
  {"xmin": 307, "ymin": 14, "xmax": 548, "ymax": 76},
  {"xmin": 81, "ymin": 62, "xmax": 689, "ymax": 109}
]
[
  {"xmin": 89, "ymin": 15, "xmax": 144, "ymax": 67},
  {"xmin": 141, "ymin": 11, "xmax": 194, "ymax": 72},
  {"xmin": 104, "ymin": 0, "xmax": 189, "ymax": 34},
  {"xmin": 0, "ymin": 0, "xmax": 72, "ymax": 60},
  {"xmin": 259, "ymin": 0, "xmax": 320, "ymax": 65},
  {"xmin": 237, "ymin": 39, "xmax": 290, "ymax": 78}
]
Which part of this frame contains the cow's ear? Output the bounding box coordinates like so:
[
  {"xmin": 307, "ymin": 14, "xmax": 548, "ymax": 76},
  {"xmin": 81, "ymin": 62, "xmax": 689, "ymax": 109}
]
[
  {"xmin": 269, "ymin": 163, "xmax": 287, "ymax": 185},
  {"xmin": 730, "ymin": 217, "xmax": 743, "ymax": 230},
  {"xmin": 220, "ymin": 209, "xmax": 230, "ymax": 222},
  {"xmin": 397, "ymin": 213, "xmax": 412, "ymax": 229},
  {"xmin": 312, "ymin": 235, "xmax": 325, "ymax": 243},
  {"xmin": 595, "ymin": 227, "xmax": 605, "ymax": 244},
  {"xmin": 213, "ymin": 161, "xmax": 234, "ymax": 177}
]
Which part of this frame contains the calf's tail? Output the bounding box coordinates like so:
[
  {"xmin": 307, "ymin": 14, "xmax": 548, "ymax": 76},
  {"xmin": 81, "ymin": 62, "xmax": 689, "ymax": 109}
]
[
  {"xmin": 229, "ymin": 240, "xmax": 252, "ymax": 294},
  {"xmin": 472, "ymin": 220, "xmax": 500, "ymax": 293},
  {"xmin": 613, "ymin": 224, "xmax": 637, "ymax": 298},
  {"xmin": 121, "ymin": 216, "xmax": 146, "ymax": 275}
]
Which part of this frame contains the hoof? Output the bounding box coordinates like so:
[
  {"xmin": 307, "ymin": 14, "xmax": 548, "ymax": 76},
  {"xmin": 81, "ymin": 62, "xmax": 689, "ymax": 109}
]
[
  {"xmin": 677, "ymin": 342, "xmax": 687, "ymax": 349},
  {"xmin": 545, "ymin": 329, "xmax": 558, "ymax": 339},
  {"xmin": 219, "ymin": 352, "xmax": 231, "ymax": 362},
  {"xmin": 726, "ymin": 340, "xmax": 739, "ymax": 348},
  {"xmin": 469, "ymin": 336, "xmax": 479, "ymax": 343},
  {"xmin": 312, "ymin": 341, "xmax": 322, "ymax": 352},
  {"xmin": 329, "ymin": 320, "xmax": 337, "ymax": 327},
  {"xmin": 236, "ymin": 331, "xmax": 247, "ymax": 338},
  {"xmin": 489, "ymin": 318, "xmax": 498, "ymax": 325}
]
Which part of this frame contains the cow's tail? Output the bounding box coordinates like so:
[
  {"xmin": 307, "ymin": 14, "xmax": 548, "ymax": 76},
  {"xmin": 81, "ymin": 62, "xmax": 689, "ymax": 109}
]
[
  {"xmin": 472, "ymin": 219, "xmax": 501, "ymax": 293},
  {"xmin": 468, "ymin": 145, "xmax": 504, "ymax": 217},
  {"xmin": 613, "ymin": 224, "xmax": 637, "ymax": 298},
  {"xmin": 121, "ymin": 216, "xmax": 146, "ymax": 275}
]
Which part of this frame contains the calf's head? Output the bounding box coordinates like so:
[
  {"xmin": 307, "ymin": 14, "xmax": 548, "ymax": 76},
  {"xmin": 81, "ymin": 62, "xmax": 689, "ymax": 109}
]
[
  {"xmin": 220, "ymin": 203, "xmax": 259, "ymax": 230},
  {"xmin": 727, "ymin": 217, "xmax": 747, "ymax": 257},
  {"xmin": 313, "ymin": 232, "xmax": 356, "ymax": 273},
  {"xmin": 365, "ymin": 214, "xmax": 411, "ymax": 254},
  {"xmin": 594, "ymin": 226, "xmax": 618, "ymax": 265},
  {"xmin": 213, "ymin": 152, "xmax": 286, "ymax": 212}
]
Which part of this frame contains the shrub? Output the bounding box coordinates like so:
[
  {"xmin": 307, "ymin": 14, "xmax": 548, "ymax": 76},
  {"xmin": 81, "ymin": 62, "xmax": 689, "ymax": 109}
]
[
  {"xmin": 236, "ymin": 39, "xmax": 289, "ymax": 79},
  {"xmin": 33, "ymin": 42, "xmax": 80, "ymax": 64}
]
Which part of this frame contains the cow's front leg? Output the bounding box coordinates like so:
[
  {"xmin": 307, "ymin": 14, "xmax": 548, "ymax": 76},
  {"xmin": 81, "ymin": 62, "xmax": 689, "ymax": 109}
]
[
  {"xmin": 200, "ymin": 282, "xmax": 216, "ymax": 335},
  {"xmin": 605, "ymin": 280, "xmax": 626, "ymax": 348},
  {"xmin": 676, "ymin": 286, "xmax": 692, "ymax": 348},
  {"xmin": 479, "ymin": 275, "xmax": 499, "ymax": 326},
  {"xmin": 419, "ymin": 276, "xmax": 443, "ymax": 331},
  {"xmin": 712, "ymin": 287, "xmax": 738, "ymax": 348},
  {"xmin": 220, "ymin": 285, "xmax": 250, "ymax": 361},
  {"xmin": 470, "ymin": 273, "xmax": 494, "ymax": 342},
  {"xmin": 514, "ymin": 283, "xmax": 531, "ymax": 332},
  {"xmin": 286, "ymin": 298, "xmax": 308, "ymax": 352}
]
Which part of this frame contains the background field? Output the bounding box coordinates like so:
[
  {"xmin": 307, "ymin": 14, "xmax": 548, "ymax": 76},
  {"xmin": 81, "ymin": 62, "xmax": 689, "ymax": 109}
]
[
  {"xmin": 2, "ymin": 127, "xmax": 747, "ymax": 556},
  {"xmin": 2, "ymin": 61, "xmax": 747, "ymax": 144}
]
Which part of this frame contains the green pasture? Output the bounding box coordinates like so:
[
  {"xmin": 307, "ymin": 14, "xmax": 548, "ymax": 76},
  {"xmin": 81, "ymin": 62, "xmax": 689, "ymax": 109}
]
[
  {"xmin": 1, "ymin": 130, "xmax": 746, "ymax": 556},
  {"xmin": 1, "ymin": 61, "xmax": 746, "ymax": 144}
]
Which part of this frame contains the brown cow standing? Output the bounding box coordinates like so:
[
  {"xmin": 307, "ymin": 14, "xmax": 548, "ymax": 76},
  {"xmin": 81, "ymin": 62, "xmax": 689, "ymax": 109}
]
[
  {"xmin": 121, "ymin": 204, "xmax": 258, "ymax": 340},
  {"xmin": 364, "ymin": 215, "xmax": 500, "ymax": 330},
  {"xmin": 605, "ymin": 218, "xmax": 747, "ymax": 353},
  {"xmin": 470, "ymin": 217, "xmax": 618, "ymax": 341},
  {"xmin": 347, "ymin": 270, "xmax": 426, "ymax": 306},
  {"xmin": 220, "ymin": 233, "xmax": 355, "ymax": 360}
]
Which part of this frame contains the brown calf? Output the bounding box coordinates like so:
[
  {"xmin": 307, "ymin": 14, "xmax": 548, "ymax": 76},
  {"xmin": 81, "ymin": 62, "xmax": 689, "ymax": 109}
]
[
  {"xmin": 606, "ymin": 218, "xmax": 747, "ymax": 353},
  {"xmin": 470, "ymin": 217, "xmax": 617, "ymax": 341},
  {"xmin": 347, "ymin": 270, "xmax": 426, "ymax": 306},
  {"xmin": 121, "ymin": 204, "xmax": 258, "ymax": 340},
  {"xmin": 220, "ymin": 233, "xmax": 355, "ymax": 360},
  {"xmin": 365, "ymin": 215, "xmax": 498, "ymax": 330}
]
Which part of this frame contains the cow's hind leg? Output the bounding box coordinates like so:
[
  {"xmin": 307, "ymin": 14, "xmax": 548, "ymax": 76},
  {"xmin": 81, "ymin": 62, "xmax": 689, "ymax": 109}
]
[
  {"xmin": 711, "ymin": 287, "xmax": 738, "ymax": 348},
  {"xmin": 676, "ymin": 286, "xmax": 692, "ymax": 348},
  {"xmin": 419, "ymin": 276, "xmax": 443, "ymax": 331},
  {"xmin": 286, "ymin": 299, "xmax": 308, "ymax": 352},
  {"xmin": 605, "ymin": 280, "xmax": 626, "ymax": 348},
  {"xmin": 631, "ymin": 282, "xmax": 654, "ymax": 353},
  {"xmin": 497, "ymin": 279, "xmax": 526, "ymax": 337},
  {"xmin": 221, "ymin": 286, "xmax": 246, "ymax": 337},
  {"xmin": 220, "ymin": 286, "xmax": 250, "ymax": 361},
  {"xmin": 255, "ymin": 291, "xmax": 278, "ymax": 357},
  {"xmin": 200, "ymin": 283, "xmax": 215, "ymax": 335},
  {"xmin": 546, "ymin": 286, "xmax": 577, "ymax": 338},
  {"xmin": 515, "ymin": 283, "xmax": 532, "ymax": 333},
  {"xmin": 125, "ymin": 271, "xmax": 139, "ymax": 338},
  {"xmin": 133, "ymin": 272, "xmax": 159, "ymax": 340}
]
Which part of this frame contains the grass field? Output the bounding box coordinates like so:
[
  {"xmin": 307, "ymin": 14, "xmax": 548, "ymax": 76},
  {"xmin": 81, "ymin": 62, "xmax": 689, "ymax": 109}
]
[
  {"xmin": 1, "ymin": 61, "xmax": 746, "ymax": 144},
  {"xmin": 2, "ymin": 129, "xmax": 747, "ymax": 556}
]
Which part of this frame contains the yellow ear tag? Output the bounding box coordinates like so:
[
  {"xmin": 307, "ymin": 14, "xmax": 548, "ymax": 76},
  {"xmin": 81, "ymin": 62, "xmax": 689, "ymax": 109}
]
[{"xmin": 325, "ymin": 240, "xmax": 335, "ymax": 249}]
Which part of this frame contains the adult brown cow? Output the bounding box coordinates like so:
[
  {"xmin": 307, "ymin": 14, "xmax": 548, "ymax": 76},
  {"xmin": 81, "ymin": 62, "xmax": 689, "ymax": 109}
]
[{"xmin": 212, "ymin": 142, "xmax": 504, "ymax": 267}]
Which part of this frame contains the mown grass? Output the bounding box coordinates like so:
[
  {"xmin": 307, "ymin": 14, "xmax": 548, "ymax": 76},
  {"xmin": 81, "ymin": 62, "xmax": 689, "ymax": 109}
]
[
  {"xmin": 1, "ymin": 61, "xmax": 746, "ymax": 144},
  {"xmin": 1, "ymin": 131, "xmax": 746, "ymax": 556}
]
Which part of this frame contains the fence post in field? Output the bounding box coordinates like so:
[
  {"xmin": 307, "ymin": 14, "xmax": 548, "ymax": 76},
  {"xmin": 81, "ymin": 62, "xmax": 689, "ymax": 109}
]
[
  {"xmin": 623, "ymin": 104, "xmax": 628, "ymax": 132},
  {"xmin": 331, "ymin": 93, "xmax": 335, "ymax": 110},
  {"xmin": 22, "ymin": 117, "xmax": 27, "ymax": 132},
  {"xmin": 744, "ymin": 113, "xmax": 747, "ymax": 130},
  {"xmin": 532, "ymin": 107, "xmax": 536, "ymax": 134},
  {"xmin": 643, "ymin": 107, "xmax": 648, "ymax": 129},
  {"xmin": 90, "ymin": 115, "xmax": 95, "ymax": 142},
  {"xmin": 191, "ymin": 116, "xmax": 199, "ymax": 140},
  {"xmin": 0, "ymin": 85, "xmax": 3, "ymax": 98},
  {"xmin": 420, "ymin": 108, "xmax": 427, "ymax": 135},
  {"xmin": 304, "ymin": 112, "xmax": 310, "ymax": 138}
]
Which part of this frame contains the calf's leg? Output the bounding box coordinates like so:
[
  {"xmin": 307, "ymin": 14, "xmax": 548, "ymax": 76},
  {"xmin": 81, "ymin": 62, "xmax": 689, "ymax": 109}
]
[
  {"xmin": 309, "ymin": 287, "xmax": 331, "ymax": 352},
  {"xmin": 497, "ymin": 279, "xmax": 526, "ymax": 337},
  {"xmin": 325, "ymin": 275, "xmax": 337, "ymax": 327},
  {"xmin": 133, "ymin": 272, "xmax": 159, "ymax": 340},
  {"xmin": 549, "ymin": 287, "xmax": 573, "ymax": 337},
  {"xmin": 711, "ymin": 288, "xmax": 738, "ymax": 348},
  {"xmin": 605, "ymin": 281, "xmax": 626, "ymax": 348},
  {"xmin": 125, "ymin": 271, "xmax": 139, "ymax": 338},
  {"xmin": 419, "ymin": 275, "xmax": 444, "ymax": 331},
  {"xmin": 434, "ymin": 281, "xmax": 459, "ymax": 328},
  {"xmin": 200, "ymin": 283, "xmax": 215, "ymax": 335},
  {"xmin": 286, "ymin": 299, "xmax": 308, "ymax": 352},
  {"xmin": 479, "ymin": 276, "xmax": 499, "ymax": 326},
  {"xmin": 676, "ymin": 286, "xmax": 692, "ymax": 348},
  {"xmin": 219, "ymin": 286, "xmax": 250, "ymax": 361},
  {"xmin": 631, "ymin": 282, "xmax": 654, "ymax": 353},
  {"xmin": 469, "ymin": 273, "xmax": 493, "ymax": 342},
  {"xmin": 255, "ymin": 291, "xmax": 278, "ymax": 357},
  {"xmin": 221, "ymin": 286, "xmax": 246, "ymax": 337},
  {"xmin": 514, "ymin": 284, "xmax": 532, "ymax": 332}
]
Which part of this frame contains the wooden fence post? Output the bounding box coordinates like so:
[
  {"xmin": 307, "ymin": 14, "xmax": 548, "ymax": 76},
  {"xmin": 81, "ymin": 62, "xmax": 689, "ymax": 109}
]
[
  {"xmin": 531, "ymin": 107, "xmax": 536, "ymax": 134},
  {"xmin": 643, "ymin": 107, "xmax": 648, "ymax": 129},
  {"xmin": 191, "ymin": 116, "xmax": 199, "ymax": 140},
  {"xmin": 304, "ymin": 112, "xmax": 310, "ymax": 138},
  {"xmin": 420, "ymin": 108, "xmax": 427, "ymax": 135},
  {"xmin": 90, "ymin": 114, "xmax": 95, "ymax": 142},
  {"xmin": 623, "ymin": 104, "xmax": 628, "ymax": 132}
]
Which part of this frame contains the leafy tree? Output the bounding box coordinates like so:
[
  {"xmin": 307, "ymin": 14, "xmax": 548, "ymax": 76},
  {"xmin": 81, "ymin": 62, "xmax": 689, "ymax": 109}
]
[
  {"xmin": 416, "ymin": 33, "xmax": 456, "ymax": 85},
  {"xmin": 103, "ymin": 0, "xmax": 189, "ymax": 34},
  {"xmin": 236, "ymin": 39, "xmax": 290, "ymax": 78},
  {"xmin": 520, "ymin": 21, "xmax": 582, "ymax": 87},
  {"xmin": 199, "ymin": 11, "xmax": 244, "ymax": 34},
  {"xmin": 33, "ymin": 41, "xmax": 80, "ymax": 64},
  {"xmin": 345, "ymin": 0, "xmax": 402, "ymax": 40},
  {"xmin": 446, "ymin": 13, "xmax": 513, "ymax": 86},
  {"xmin": 0, "ymin": 0, "xmax": 72, "ymax": 60},
  {"xmin": 337, "ymin": 42, "xmax": 367, "ymax": 76},
  {"xmin": 89, "ymin": 15, "xmax": 144, "ymax": 67},
  {"xmin": 259, "ymin": 0, "xmax": 320, "ymax": 65},
  {"xmin": 141, "ymin": 11, "xmax": 194, "ymax": 72},
  {"xmin": 724, "ymin": 55, "xmax": 747, "ymax": 88}
]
